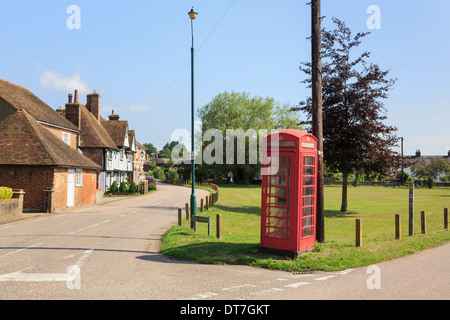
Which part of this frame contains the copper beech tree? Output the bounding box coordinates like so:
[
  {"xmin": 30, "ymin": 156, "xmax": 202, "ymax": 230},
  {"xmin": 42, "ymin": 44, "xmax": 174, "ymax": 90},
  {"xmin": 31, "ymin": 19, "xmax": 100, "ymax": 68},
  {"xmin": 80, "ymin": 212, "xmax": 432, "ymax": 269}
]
[{"xmin": 293, "ymin": 18, "xmax": 401, "ymax": 212}]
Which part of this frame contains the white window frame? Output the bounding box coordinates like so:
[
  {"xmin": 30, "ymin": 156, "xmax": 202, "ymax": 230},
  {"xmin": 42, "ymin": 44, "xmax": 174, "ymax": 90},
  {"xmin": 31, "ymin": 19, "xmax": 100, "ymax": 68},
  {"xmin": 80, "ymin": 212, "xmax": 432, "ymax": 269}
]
[
  {"xmin": 76, "ymin": 169, "xmax": 83, "ymax": 187},
  {"xmin": 62, "ymin": 132, "xmax": 71, "ymax": 145}
]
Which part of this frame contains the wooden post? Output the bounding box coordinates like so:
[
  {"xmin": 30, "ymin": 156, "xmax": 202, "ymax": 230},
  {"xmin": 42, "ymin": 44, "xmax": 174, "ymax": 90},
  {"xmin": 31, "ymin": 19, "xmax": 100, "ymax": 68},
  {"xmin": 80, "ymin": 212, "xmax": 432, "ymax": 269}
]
[
  {"xmin": 185, "ymin": 203, "xmax": 190, "ymax": 221},
  {"xmin": 421, "ymin": 211, "xmax": 426, "ymax": 234},
  {"xmin": 356, "ymin": 218, "xmax": 362, "ymax": 247},
  {"xmin": 178, "ymin": 208, "xmax": 182, "ymax": 226},
  {"xmin": 395, "ymin": 214, "xmax": 401, "ymax": 240},
  {"xmin": 444, "ymin": 207, "xmax": 448, "ymax": 230},
  {"xmin": 409, "ymin": 182, "xmax": 414, "ymax": 236},
  {"xmin": 209, "ymin": 194, "xmax": 213, "ymax": 207},
  {"xmin": 216, "ymin": 214, "xmax": 223, "ymax": 239},
  {"xmin": 205, "ymin": 195, "xmax": 209, "ymax": 211},
  {"xmin": 200, "ymin": 198, "xmax": 204, "ymax": 212}
]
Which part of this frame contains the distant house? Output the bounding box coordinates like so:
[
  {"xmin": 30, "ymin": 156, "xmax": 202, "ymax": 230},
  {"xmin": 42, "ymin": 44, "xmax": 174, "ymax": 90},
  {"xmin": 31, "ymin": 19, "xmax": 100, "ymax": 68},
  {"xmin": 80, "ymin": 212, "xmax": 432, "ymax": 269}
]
[
  {"xmin": 130, "ymin": 132, "xmax": 149, "ymax": 183},
  {"xmin": 101, "ymin": 110, "xmax": 135, "ymax": 190},
  {"xmin": 0, "ymin": 79, "xmax": 103, "ymax": 212},
  {"xmin": 57, "ymin": 91, "xmax": 120, "ymax": 193},
  {"xmin": 405, "ymin": 150, "xmax": 450, "ymax": 181}
]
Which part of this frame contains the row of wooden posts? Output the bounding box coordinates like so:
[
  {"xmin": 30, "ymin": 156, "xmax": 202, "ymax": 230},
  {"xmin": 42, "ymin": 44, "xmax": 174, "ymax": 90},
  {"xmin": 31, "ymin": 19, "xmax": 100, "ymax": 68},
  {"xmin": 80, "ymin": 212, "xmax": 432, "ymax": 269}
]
[
  {"xmin": 177, "ymin": 184, "xmax": 223, "ymax": 239},
  {"xmin": 355, "ymin": 207, "xmax": 449, "ymax": 247}
]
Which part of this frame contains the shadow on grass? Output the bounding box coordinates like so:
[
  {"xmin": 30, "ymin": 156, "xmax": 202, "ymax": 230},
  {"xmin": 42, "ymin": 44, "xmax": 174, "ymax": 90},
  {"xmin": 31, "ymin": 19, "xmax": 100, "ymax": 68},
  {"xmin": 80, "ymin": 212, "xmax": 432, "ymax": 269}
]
[
  {"xmin": 324, "ymin": 210, "xmax": 358, "ymax": 218},
  {"xmin": 160, "ymin": 241, "xmax": 271, "ymax": 265},
  {"xmin": 214, "ymin": 204, "xmax": 261, "ymax": 216}
]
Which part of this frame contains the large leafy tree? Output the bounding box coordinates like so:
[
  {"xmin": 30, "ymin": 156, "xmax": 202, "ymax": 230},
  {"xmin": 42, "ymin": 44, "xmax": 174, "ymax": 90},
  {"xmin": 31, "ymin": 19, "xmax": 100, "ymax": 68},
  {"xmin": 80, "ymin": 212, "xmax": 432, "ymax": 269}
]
[
  {"xmin": 198, "ymin": 91, "xmax": 301, "ymax": 184},
  {"xmin": 292, "ymin": 18, "xmax": 401, "ymax": 212}
]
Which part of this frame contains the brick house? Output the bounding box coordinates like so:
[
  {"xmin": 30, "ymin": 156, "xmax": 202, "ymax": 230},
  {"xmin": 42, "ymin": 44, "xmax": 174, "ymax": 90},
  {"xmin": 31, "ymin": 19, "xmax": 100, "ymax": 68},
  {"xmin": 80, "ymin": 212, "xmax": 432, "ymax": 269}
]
[
  {"xmin": 0, "ymin": 108, "xmax": 101, "ymax": 212},
  {"xmin": 130, "ymin": 131, "xmax": 149, "ymax": 183},
  {"xmin": 0, "ymin": 79, "xmax": 103, "ymax": 212}
]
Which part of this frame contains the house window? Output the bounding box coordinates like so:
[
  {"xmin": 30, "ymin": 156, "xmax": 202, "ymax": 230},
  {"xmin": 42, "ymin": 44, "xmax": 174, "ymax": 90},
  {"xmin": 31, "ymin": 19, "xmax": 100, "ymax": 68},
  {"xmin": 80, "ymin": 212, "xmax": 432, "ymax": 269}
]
[
  {"xmin": 120, "ymin": 150, "xmax": 124, "ymax": 161},
  {"xmin": 76, "ymin": 169, "xmax": 83, "ymax": 187},
  {"xmin": 62, "ymin": 132, "xmax": 71, "ymax": 145}
]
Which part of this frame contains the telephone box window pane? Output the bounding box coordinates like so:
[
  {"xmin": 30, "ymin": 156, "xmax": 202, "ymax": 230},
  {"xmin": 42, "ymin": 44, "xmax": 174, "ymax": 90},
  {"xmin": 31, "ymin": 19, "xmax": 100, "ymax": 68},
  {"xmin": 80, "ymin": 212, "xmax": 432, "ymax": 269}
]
[
  {"xmin": 303, "ymin": 207, "xmax": 312, "ymax": 217},
  {"xmin": 275, "ymin": 167, "xmax": 290, "ymax": 176},
  {"xmin": 304, "ymin": 197, "xmax": 313, "ymax": 206},
  {"xmin": 303, "ymin": 227, "xmax": 313, "ymax": 238},
  {"xmin": 269, "ymin": 207, "xmax": 288, "ymax": 218},
  {"xmin": 277, "ymin": 156, "xmax": 291, "ymax": 166},
  {"xmin": 270, "ymin": 187, "xmax": 287, "ymax": 197},
  {"xmin": 305, "ymin": 157, "xmax": 314, "ymax": 166},
  {"xmin": 270, "ymin": 177, "xmax": 290, "ymax": 186},
  {"xmin": 304, "ymin": 187, "xmax": 314, "ymax": 196},
  {"xmin": 305, "ymin": 177, "xmax": 313, "ymax": 186},
  {"xmin": 304, "ymin": 167, "xmax": 314, "ymax": 176},
  {"xmin": 303, "ymin": 217, "xmax": 313, "ymax": 227}
]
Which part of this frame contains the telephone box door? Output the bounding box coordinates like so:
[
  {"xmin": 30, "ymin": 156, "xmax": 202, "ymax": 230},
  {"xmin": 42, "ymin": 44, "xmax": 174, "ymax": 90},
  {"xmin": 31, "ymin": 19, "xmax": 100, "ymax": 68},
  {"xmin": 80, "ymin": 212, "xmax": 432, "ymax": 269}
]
[{"xmin": 261, "ymin": 152, "xmax": 297, "ymax": 252}]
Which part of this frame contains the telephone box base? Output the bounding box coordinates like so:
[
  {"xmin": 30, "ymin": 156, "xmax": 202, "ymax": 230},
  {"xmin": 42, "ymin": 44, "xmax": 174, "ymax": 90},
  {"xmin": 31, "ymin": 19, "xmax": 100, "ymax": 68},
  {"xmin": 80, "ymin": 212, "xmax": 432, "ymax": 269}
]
[{"xmin": 259, "ymin": 246, "xmax": 314, "ymax": 259}]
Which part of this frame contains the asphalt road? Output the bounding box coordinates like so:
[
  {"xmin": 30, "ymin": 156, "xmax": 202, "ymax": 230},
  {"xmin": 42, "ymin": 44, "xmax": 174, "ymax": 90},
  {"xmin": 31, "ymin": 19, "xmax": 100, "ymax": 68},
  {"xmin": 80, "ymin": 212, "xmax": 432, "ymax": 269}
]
[{"xmin": 0, "ymin": 182, "xmax": 449, "ymax": 301}]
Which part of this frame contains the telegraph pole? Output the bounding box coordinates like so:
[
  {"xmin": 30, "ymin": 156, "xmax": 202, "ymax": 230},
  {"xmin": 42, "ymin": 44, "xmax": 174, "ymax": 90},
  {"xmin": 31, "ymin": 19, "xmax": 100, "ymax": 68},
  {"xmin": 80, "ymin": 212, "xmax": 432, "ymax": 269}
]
[{"xmin": 311, "ymin": 0, "xmax": 325, "ymax": 243}]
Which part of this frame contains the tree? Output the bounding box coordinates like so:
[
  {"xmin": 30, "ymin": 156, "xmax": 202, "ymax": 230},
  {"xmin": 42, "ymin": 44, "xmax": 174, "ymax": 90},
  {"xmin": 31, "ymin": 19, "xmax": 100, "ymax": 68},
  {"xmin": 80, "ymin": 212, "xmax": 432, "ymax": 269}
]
[
  {"xmin": 292, "ymin": 18, "xmax": 400, "ymax": 212},
  {"xmin": 143, "ymin": 143, "xmax": 158, "ymax": 157},
  {"xmin": 198, "ymin": 91, "xmax": 301, "ymax": 184},
  {"xmin": 411, "ymin": 158, "xmax": 450, "ymax": 188}
]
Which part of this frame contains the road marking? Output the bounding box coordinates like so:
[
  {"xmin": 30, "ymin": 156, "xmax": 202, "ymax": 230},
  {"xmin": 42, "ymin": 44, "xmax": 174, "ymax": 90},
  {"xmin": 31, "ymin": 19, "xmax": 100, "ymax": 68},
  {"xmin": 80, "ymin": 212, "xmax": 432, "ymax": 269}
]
[
  {"xmin": 74, "ymin": 206, "xmax": 100, "ymax": 213},
  {"xmin": 335, "ymin": 269, "xmax": 355, "ymax": 275},
  {"xmin": 70, "ymin": 220, "xmax": 109, "ymax": 234},
  {"xmin": 24, "ymin": 218, "xmax": 48, "ymax": 224},
  {"xmin": 249, "ymin": 288, "xmax": 284, "ymax": 296},
  {"xmin": 190, "ymin": 292, "xmax": 218, "ymax": 300},
  {"xmin": 0, "ymin": 243, "xmax": 41, "ymax": 259},
  {"xmin": 149, "ymin": 201, "xmax": 163, "ymax": 206},
  {"xmin": 314, "ymin": 275, "xmax": 337, "ymax": 281},
  {"xmin": 223, "ymin": 284, "xmax": 256, "ymax": 291},
  {"xmin": 0, "ymin": 249, "xmax": 94, "ymax": 284},
  {"xmin": 286, "ymin": 282, "xmax": 311, "ymax": 288}
]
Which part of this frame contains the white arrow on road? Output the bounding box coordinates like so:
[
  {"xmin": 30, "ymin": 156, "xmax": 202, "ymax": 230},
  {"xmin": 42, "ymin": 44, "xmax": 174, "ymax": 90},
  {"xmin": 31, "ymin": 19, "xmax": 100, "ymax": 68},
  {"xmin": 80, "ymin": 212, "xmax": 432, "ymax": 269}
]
[{"xmin": 0, "ymin": 249, "xmax": 93, "ymax": 286}]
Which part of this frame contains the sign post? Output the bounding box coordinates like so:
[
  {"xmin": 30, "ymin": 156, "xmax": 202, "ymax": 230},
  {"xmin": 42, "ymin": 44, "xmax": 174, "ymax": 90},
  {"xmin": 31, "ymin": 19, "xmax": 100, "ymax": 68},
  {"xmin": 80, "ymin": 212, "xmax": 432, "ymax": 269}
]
[{"xmin": 409, "ymin": 182, "xmax": 414, "ymax": 236}]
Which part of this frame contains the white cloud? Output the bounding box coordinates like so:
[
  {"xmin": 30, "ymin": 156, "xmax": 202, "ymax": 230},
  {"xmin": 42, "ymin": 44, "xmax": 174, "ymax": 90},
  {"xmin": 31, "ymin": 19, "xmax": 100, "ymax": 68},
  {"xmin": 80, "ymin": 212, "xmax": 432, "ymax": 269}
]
[{"xmin": 40, "ymin": 71, "xmax": 91, "ymax": 95}]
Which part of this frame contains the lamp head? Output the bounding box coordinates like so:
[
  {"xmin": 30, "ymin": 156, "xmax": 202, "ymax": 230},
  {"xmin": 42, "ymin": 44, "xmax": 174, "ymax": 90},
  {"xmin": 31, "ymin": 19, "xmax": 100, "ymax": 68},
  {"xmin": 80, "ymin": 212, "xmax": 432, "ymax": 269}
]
[{"xmin": 188, "ymin": 7, "xmax": 198, "ymax": 20}]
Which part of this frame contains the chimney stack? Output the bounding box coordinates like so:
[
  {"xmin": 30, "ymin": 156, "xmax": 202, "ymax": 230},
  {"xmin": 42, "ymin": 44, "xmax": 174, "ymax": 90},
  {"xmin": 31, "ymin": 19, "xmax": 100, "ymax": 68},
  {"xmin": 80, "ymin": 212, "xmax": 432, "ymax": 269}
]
[
  {"xmin": 86, "ymin": 92, "xmax": 101, "ymax": 122},
  {"xmin": 108, "ymin": 110, "xmax": 120, "ymax": 121},
  {"xmin": 416, "ymin": 150, "xmax": 421, "ymax": 158},
  {"xmin": 56, "ymin": 107, "xmax": 65, "ymax": 117},
  {"xmin": 65, "ymin": 91, "xmax": 81, "ymax": 129}
]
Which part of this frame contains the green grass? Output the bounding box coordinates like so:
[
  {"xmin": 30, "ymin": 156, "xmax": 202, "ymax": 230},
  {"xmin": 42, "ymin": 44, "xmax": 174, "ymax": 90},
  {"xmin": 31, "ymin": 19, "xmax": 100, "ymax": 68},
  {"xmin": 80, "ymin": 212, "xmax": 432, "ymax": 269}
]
[{"xmin": 160, "ymin": 184, "xmax": 450, "ymax": 271}]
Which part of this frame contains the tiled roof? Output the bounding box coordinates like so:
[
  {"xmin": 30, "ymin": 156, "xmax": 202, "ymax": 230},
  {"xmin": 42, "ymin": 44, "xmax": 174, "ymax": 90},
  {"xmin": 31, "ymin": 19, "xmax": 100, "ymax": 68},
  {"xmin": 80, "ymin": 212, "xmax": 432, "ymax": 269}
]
[
  {"xmin": 101, "ymin": 119, "xmax": 129, "ymax": 148},
  {"xmin": 0, "ymin": 78, "xmax": 79, "ymax": 132},
  {"xmin": 0, "ymin": 109, "xmax": 101, "ymax": 170},
  {"xmin": 78, "ymin": 104, "xmax": 118, "ymax": 150}
]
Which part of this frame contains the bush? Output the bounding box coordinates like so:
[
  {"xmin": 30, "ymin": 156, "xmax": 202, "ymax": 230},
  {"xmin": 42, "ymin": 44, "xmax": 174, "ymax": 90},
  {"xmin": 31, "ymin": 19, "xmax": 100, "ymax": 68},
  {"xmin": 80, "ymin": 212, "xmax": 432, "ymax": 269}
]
[
  {"xmin": 109, "ymin": 181, "xmax": 119, "ymax": 193},
  {"xmin": 0, "ymin": 187, "xmax": 13, "ymax": 200},
  {"xmin": 119, "ymin": 182, "xmax": 128, "ymax": 193},
  {"xmin": 129, "ymin": 182, "xmax": 138, "ymax": 193}
]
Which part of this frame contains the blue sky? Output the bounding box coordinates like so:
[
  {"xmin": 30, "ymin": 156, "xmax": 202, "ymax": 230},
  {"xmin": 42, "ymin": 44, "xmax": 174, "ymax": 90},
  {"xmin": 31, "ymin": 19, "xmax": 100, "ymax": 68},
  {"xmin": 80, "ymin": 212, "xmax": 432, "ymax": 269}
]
[{"xmin": 1, "ymin": 0, "xmax": 449, "ymax": 155}]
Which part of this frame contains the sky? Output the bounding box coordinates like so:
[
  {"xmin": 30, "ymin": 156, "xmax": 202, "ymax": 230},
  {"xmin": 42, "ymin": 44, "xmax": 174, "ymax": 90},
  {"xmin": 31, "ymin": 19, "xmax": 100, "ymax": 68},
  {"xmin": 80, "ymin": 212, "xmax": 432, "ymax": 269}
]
[{"xmin": 1, "ymin": 0, "xmax": 449, "ymax": 156}]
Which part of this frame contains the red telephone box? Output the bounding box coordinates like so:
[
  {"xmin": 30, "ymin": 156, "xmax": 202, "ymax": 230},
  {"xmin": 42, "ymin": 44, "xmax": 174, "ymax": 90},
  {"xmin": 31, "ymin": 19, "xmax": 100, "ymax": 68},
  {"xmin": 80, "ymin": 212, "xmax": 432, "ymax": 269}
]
[{"xmin": 260, "ymin": 130, "xmax": 318, "ymax": 258}]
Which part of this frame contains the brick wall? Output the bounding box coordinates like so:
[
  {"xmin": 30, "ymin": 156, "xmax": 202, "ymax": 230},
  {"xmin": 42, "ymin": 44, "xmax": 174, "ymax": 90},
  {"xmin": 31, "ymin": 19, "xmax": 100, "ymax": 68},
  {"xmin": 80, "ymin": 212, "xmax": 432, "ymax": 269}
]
[
  {"xmin": 42, "ymin": 124, "xmax": 79, "ymax": 150},
  {"xmin": 53, "ymin": 168, "xmax": 68, "ymax": 210},
  {"xmin": 81, "ymin": 148, "xmax": 104, "ymax": 168},
  {"xmin": 75, "ymin": 169, "xmax": 98, "ymax": 207},
  {"xmin": 53, "ymin": 168, "xmax": 99, "ymax": 210},
  {"xmin": 0, "ymin": 166, "xmax": 54, "ymax": 212}
]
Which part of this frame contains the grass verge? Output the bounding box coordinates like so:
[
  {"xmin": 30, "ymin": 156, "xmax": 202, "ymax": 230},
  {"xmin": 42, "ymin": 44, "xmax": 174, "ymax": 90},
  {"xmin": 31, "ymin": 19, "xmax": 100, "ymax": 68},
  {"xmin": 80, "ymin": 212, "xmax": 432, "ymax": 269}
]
[{"xmin": 160, "ymin": 185, "xmax": 450, "ymax": 271}]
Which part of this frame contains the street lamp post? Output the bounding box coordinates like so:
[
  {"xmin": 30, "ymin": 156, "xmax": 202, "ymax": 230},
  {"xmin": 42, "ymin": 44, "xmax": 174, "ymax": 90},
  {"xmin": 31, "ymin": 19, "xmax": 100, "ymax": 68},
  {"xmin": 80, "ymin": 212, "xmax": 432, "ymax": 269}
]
[{"xmin": 189, "ymin": 7, "xmax": 198, "ymax": 228}]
